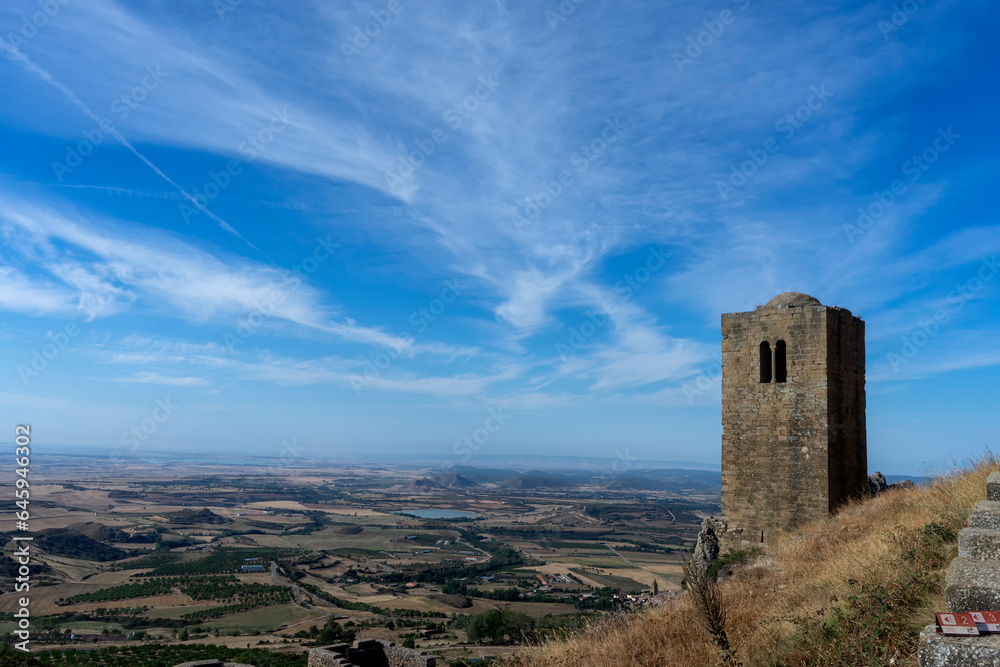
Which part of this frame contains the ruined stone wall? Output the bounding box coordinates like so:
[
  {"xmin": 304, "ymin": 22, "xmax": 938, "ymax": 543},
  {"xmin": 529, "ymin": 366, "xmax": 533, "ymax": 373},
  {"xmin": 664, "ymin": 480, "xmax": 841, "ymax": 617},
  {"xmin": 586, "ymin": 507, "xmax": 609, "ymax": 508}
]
[
  {"xmin": 721, "ymin": 295, "xmax": 866, "ymax": 540},
  {"xmin": 308, "ymin": 640, "xmax": 436, "ymax": 667},
  {"xmin": 308, "ymin": 644, "xmax": 354, "ymax": 667},
  {"xmin": 383, "ymin": 644, "xmax": 437, "ymax": 667}
]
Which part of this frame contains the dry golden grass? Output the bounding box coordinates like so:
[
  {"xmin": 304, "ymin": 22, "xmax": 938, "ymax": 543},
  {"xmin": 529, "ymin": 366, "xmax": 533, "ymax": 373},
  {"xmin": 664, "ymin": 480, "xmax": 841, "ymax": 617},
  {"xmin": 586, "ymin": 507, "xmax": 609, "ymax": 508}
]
[{"xmin": 502, "ymin": 455, "xmax": 998, "ymax": 667}]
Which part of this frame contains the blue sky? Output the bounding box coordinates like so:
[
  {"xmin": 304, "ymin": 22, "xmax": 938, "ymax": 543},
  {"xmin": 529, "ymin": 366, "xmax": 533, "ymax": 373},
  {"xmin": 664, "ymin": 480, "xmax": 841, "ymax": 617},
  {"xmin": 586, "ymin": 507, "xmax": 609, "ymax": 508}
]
[{"xmin": 0, "ymin": 0, "xmax": 997, "ymax": 475}]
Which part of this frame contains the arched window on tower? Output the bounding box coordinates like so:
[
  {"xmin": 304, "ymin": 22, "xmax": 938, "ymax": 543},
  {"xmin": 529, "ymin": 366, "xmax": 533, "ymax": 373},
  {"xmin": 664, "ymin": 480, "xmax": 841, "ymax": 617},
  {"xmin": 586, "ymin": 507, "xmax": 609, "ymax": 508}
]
[
  {"xmin": 759, "ymin": 341, "xmax": 772, "ymax": 383},
  {"xmin": 775, "ymin": 340, "xmax": 787, "ymax": 383}
]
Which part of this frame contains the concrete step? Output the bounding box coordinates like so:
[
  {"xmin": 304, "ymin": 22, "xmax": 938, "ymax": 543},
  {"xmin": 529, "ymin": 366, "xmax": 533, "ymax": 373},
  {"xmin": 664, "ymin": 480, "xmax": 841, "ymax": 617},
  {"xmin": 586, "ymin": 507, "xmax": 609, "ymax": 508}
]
[
  {"xmin": 960, "ymin": 528, "xmax": 1000, "ymax": 561},
  {"xmin": 946, "ymin": 557, "xmax": 1000, "ymax": 613},
  {"xmin": 988, "ymin": 472, "xmax": 1000, "ymax": 502},
  {"xmin": 972, "ymin": 501, "xmax": 1000, "ymax": 531},
  {"xmin": 919, "ymin": 625, "xmax": 1000, "ymax": 666}
]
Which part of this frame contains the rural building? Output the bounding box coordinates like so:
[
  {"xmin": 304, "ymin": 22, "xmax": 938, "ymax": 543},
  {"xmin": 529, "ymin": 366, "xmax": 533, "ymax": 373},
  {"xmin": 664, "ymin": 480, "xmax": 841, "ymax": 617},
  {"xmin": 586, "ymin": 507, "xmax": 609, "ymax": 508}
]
[{"xmin": 721, "ymin": 292, "xmax": 867, "ymax": 542}]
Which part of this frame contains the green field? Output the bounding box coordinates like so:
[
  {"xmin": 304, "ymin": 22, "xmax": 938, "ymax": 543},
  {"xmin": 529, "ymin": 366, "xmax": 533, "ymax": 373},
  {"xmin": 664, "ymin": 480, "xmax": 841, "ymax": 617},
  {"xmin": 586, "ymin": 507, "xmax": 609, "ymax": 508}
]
[
  {"xmin": 286, "ymin": 526, "xmax": 419, "ymax": 551},
  {"xmin": 204, "ymin": 603, "xmax": 321, "ymax": 632},
  {"xmin": 569, "ymin": 568, "xmax": 646, "ymax": 593}
]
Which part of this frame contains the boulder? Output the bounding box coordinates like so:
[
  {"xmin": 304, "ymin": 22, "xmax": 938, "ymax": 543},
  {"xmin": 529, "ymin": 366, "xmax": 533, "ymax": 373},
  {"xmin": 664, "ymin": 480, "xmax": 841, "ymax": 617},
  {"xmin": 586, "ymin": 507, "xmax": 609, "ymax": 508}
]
[
  {"xmin": 868, "ymin": 472, "xmax": 889, "ymax": 497},
  {"xmin": 868, "ymin": 473, "xmax": 915, "ymax": 497}
]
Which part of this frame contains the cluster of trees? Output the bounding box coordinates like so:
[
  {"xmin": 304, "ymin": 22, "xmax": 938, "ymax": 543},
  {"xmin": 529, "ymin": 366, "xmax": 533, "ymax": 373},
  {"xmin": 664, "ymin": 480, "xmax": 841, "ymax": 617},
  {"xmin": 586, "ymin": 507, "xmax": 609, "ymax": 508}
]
[
  {"xmin": 314, "ymin": 618, "xmax": 356, "ymax": 645},
  {"xmin": 457, "ymin": 608, "xmax": 534, "ymax": 645},
  {"xmin": 287, "ymin": 510, "xmax": 331, "ymax": 535},
  {"xmin": 382, "ymin": 538, "xmax": 527, "ymax": 585},
  {"xmin": 181, "ymin": 578, "xmax": 283, "ymax": 601},
  {"xmin": 61, "ymin": 575, "xmax": 288, "ymax": 607},
  {"xmin": 454, "ymin": 610, "xmax": 599, "ymax": 646},
  {"xmin": 61, "ymin": 579, "xmax": 175, "ymax": 605},
  {"xmin": 126, "ymin": 547, "xmax": 301, "ymax": 576},
  {"xmin": 471, "ymin": 587, "xmax": 522, "ymax": 602},
  {"xmin": 180, "ymin": 587, "xmax": 293, "ymax": 621},
  {"xmin": 2, "ymin": 643, "xmax": 306, "ymax": 666}
]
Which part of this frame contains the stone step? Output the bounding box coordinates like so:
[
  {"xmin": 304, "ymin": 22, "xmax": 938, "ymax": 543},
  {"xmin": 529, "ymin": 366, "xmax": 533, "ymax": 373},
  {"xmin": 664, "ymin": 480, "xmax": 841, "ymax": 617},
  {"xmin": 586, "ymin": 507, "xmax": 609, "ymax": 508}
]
[
  {"xmin": 946, "ymin": 557, "xmax": 1000, "ymax": 613},
  {"xmin": 972, "ymin": 501, "xmax": 1000, "ymax": 531},
  {"xmin": 960, "ymin": 528, "xmax": 1000, "ymax": 561},
  {"xmin": 919, "ymin": 625, "xmax": 1000, "ymax": 666},
  {"xmin": 988, "ymin": 472, "xmax": 1000, "ymax": 502}
]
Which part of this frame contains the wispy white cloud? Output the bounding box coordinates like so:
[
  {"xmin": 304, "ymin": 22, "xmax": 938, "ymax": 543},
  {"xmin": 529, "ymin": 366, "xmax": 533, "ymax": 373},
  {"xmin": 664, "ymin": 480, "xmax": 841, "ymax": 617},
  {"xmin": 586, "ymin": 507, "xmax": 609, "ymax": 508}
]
[
  {"xmin": 0, "ymin": 0, "xmax": 994, "ymax": 458},
  {"xmin": 106, "ymin": 371, "xmax": 209, "ymax": 386}
]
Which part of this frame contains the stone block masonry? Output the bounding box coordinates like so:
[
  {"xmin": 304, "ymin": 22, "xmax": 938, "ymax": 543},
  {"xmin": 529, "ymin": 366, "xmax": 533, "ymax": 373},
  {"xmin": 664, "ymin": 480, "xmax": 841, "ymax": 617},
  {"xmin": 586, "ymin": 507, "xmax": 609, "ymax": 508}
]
[
  {"xmin": 721, "ymin": 292, "xmax": 867, "ymax": 542},
  {"xmin": 309, "ymin": 639, "xmax": 437, "ymax": 667},
  {"xmin": 173, "ymin": 661, "xmax": 255, "ymax": 667},
  {"xmin": 919, "ymin": 472, "xmax": 1000, "ymax": 665}
]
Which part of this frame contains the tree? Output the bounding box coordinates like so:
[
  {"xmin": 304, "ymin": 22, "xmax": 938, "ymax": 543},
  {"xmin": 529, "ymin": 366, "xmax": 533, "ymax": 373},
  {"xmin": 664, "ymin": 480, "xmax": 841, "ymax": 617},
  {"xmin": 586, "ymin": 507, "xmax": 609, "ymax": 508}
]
[
  {"xmin": 401, "ymin": 635, "xmax": 416, "ymax": 649},
  {"xmin": 317, "ymin": 618, "xmax": 355, "ymax": 645},
  {"xmin": 461, "ymin": 608, "xmax": 534, "ymax": 645}
]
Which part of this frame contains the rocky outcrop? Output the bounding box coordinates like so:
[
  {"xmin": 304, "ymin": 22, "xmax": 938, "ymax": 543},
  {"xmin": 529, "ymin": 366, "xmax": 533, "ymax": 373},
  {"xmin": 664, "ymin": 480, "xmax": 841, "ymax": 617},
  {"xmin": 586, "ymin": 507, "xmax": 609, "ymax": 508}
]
[
  {"xmin": 868, "ymin": 472, "xmax": 914, "ymax": 497},
  {"xmin": 693, "ymin": 517, "xmax": 726, "ymax": 573},
  {"xmin": 867, "ymin": 472, "xmax": 889, "ymax": 496}
]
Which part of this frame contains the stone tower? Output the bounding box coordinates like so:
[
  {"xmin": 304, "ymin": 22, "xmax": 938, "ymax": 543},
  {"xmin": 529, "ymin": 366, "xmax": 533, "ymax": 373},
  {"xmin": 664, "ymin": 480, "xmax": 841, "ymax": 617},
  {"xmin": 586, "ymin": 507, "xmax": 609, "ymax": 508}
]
[{"xmin": 721, "ymin": 292, "xmax": 866, "ymax": 543}]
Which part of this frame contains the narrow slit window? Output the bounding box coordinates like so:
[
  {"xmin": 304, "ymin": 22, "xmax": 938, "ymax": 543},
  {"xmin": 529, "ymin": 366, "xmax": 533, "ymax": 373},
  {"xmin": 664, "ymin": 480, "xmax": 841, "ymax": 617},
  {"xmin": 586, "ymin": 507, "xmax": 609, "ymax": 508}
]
[
  {"xmin": 759, "ymin": 341, "xmax": 772, "ymax": 383},
  {"xmin": 775, "ymin": 340, "xmax": 787, "ymax": 383}
]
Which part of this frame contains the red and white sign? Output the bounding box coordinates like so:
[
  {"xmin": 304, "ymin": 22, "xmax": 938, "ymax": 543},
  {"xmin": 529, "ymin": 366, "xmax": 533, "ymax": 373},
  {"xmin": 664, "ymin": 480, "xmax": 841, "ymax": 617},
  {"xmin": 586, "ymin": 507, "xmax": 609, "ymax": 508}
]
[
  {"xmin": 970, "ymin": 611, "xmax": 1000, "ymax": 633},
  {"xmin": 937, "ymin": 612, "xmax": 980, "ymax": 636}
]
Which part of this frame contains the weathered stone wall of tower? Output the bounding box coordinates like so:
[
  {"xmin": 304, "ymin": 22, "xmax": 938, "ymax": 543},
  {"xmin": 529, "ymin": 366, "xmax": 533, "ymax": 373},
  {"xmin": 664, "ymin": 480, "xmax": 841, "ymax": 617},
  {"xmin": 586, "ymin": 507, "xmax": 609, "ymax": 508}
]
[
  {"xmin": 721, "ymin": 294, "xmax": 866, "ymax": 541},
  {"xmin": 825, "ymin": 307, "xmax": 867, "ymax": 511}
]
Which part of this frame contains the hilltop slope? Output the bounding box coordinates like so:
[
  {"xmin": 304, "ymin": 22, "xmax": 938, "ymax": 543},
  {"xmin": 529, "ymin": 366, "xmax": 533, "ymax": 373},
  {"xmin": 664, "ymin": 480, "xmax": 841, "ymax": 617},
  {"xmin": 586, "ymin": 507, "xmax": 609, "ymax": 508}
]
[{"xmin": 503, "ymin": 456, "xmax": 998, "ymax": 667}]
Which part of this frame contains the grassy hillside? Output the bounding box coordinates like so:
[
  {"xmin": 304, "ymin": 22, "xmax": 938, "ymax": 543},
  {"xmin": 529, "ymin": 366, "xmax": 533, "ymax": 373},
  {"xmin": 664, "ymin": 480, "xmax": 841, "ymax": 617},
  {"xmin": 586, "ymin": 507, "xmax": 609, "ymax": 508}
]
[
  {"xmin": 34, "ymin": 528, "xmax": 128, "ymax": 561},
  {"xmin": 502, "ymin": 455, "xmax": 998, "ymax": 667}
]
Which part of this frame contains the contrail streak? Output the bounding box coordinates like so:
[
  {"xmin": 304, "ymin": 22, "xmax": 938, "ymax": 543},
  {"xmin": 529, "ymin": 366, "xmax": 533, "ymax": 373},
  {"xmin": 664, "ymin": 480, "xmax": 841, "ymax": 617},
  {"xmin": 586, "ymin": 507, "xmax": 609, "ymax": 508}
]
[{"xmin": 0, "ymin": 38, "xmax": 262, "ymax": 254}]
